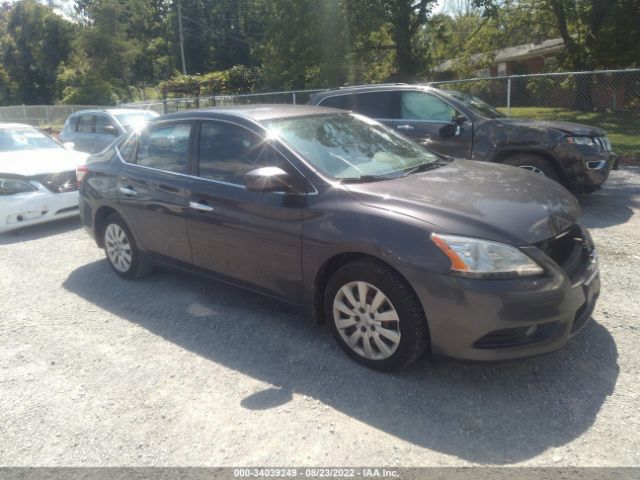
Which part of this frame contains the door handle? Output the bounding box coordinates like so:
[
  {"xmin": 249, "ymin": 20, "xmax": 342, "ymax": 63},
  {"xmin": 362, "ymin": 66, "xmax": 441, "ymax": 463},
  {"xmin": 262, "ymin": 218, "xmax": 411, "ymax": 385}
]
[
  {"xmin": 189, "ymin": 201, "xmax": 214, "ymax": 212},
  {"xmin": 119, "ymin": 186, "xmax": 137, "ymax": 196},
  {"xmin": 396, "ymin": 124, "xmax": 414, "ymax": 130}
]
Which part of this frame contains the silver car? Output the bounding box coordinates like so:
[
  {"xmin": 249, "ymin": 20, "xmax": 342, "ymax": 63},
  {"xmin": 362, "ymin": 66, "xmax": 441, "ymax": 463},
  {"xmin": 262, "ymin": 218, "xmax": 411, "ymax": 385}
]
[{"xmin": 59, "ymin": 109, "xmax": 158, "ymax": 154}]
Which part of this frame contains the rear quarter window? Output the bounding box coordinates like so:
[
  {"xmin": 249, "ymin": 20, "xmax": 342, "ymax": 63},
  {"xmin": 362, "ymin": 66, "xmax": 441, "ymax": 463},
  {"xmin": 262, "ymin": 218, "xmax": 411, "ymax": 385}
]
[
  {"xmin": 64, "ymin": 116, "xmax": 80, "ymax": 132},
  {"xmin": 319, "ymin": 94, "xmax": 352, "ymax": 110},
  {"xmin": 116, "ymin": 132, "xmax": 137, "ymax": 163}
]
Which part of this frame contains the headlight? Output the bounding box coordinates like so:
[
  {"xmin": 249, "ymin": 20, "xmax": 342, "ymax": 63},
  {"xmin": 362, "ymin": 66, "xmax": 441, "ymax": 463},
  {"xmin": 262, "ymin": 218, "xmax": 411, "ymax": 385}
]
[
  {"xmin": 431, "ymin": 233, "xmax": 544, "ymax": 278},
  {"xmin": 565, "ymin": 136, "xmax": 597, "ymax": 147},
  {"xmin": 0, "ymin": 178, "xmax": 38, "ymax": 196}
]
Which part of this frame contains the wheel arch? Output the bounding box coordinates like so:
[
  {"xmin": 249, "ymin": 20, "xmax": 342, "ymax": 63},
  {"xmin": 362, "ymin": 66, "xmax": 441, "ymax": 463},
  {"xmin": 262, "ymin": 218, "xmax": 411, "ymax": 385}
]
[
  {"xmin": 93, "ymin": 206, "xmax": 119, "ymax": 248},
  {"xmin": 492, "ymin": 148, "xmax": 567, "ymax": 183},
  {"xmin": 312, "ymin": 251, "xmax": 418, "ymax": 325}
]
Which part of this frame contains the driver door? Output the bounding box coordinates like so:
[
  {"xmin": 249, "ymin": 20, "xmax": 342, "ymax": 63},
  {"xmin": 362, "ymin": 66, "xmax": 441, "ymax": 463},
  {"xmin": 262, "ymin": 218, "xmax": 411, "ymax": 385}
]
[
  {"xmin": 185, "ymin": 120, "xmax": 305, "ymax": 301},
  {"xmin": 393, "ymin": 90, "xmax": 472, "ymax": 159}
]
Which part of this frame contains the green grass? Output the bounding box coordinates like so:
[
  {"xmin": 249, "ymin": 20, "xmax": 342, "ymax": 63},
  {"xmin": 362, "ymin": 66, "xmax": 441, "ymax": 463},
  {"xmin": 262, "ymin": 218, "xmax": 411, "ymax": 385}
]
[{"xmin": 498, "ymin": 107, "xmax": 640, "ymax": 158}]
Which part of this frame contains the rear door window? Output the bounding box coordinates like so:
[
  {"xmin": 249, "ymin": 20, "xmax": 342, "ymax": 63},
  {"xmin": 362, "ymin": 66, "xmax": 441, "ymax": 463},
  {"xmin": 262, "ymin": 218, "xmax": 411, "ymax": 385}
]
[
  {"xmin": 351, "ymin": 91, "xmax": 399, "ymax": 119},
  {"xmin": 401, "ymin": 91, "xmax": 456, "ymax": 122},
  {"xmin": 135, "ymin": 122, "xmax": 192, "ymax": 174},
  {"xmin": 78, "ymin": 115, "xmax": 96, "ymax": 133}
]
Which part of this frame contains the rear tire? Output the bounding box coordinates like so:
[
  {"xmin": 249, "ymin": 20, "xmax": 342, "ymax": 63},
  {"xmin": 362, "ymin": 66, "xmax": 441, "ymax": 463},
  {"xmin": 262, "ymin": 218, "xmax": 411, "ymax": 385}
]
[
  {"xmin": 102, "ymin": 213, "xmax": 152, "ymax": 279},
  {"xmin": 324, "ymin": 259, "xmax": 429, "ymax": 371},
  {"xmin": 504, "ymin": 154, "xmax": 559, "ymax": 181}
]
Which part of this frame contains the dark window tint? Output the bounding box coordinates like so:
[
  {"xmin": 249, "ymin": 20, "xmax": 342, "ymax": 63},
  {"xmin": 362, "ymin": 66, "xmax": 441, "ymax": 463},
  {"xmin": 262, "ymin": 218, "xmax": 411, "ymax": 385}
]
[
  {"xmin": 136, "ymin": 122, "xmax": 191, "ymax": 173},
  {"xmin": 78, "ymin": 115, "xmax": 96, "ymax": 133},
  {"xmin": 351, "ymin": 91, "xmax": 398, "ymax": 119},
  {"xmin": 319, "ymin": 95, "xmax": 351, "ymax": 110},
  {"xmin": 66, "ymin": 116, "xmax": 80, "ymax": 132},
  {"xmin": 96, "ymin": 115, "xmax": 118, "ymax": 135},
  {"xmin": 401, "ymin": 91, "xmax": 456, "ymax": 122},
  {"xmin": 198, "ymin": 122, "xmax": 278, "ymax": 184},
  {"xmin": 117, "ymin": 132, "xmax": 137, "ymax": 163}
]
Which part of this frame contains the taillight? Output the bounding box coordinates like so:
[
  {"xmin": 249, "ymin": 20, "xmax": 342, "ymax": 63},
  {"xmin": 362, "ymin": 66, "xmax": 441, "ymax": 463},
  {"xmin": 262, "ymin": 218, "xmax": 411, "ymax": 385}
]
[{"xmin": 76, "ymin": 165, "xmax": 89, "ymax": 184}]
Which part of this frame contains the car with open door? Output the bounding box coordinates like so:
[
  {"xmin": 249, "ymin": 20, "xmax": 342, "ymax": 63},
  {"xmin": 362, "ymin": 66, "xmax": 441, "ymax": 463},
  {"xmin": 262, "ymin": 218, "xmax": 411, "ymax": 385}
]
[{"xmin": 78, "ymin": 105, "xmax": 599, "ymax": 370}]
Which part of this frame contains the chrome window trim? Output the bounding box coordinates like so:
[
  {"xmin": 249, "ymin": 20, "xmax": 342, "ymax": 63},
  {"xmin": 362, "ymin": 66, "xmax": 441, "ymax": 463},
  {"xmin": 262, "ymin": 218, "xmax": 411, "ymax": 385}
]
[{"xmin": 115, "ymin": 116, "xmax": 318, "ymax": 195}]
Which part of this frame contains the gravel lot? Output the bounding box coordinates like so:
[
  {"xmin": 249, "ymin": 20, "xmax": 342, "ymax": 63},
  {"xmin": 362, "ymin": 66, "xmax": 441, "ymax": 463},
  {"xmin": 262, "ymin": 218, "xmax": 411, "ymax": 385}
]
[{"xmin": 1, "ymin": 167, "xmax": 639, "ymax": 467}]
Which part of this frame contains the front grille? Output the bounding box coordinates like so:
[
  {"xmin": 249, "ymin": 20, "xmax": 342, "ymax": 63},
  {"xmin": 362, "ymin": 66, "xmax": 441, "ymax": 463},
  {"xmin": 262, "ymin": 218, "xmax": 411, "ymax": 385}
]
[
  {"xmin": 33, "ymin": 171, "xmax": 78, "ymax": 193},
  {"xmin": 536, "ymin": 226, "xmax": 591, "ymax": 278},
  {"xmin": 594, "ymin": 136, "xmax": 612, "ymax": 152}
]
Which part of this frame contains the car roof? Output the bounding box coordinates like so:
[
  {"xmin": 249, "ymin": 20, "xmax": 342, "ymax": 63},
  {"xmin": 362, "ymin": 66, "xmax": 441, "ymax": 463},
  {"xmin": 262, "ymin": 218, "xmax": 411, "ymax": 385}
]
[
  {"xmin": 0, "ymin": 123, "xmax": 38, "ymax": 130},
  {"xmin": 310, "ymin": 83, "xmax": 441, "ymax": 100},
  {"xmin": 159, "ymin": 104, "xmax": 344, "ymax": 123},
  {"xmin": 70, "ymin": 108, "xmax": 156, "ymax": 116}
]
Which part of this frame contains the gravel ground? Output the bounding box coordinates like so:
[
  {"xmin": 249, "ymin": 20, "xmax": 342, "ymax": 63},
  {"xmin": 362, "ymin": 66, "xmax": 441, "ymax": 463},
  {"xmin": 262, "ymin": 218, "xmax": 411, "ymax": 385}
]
[{"xmin": 1, "ymin": 167, "xmax": 639, "ymax": 467}]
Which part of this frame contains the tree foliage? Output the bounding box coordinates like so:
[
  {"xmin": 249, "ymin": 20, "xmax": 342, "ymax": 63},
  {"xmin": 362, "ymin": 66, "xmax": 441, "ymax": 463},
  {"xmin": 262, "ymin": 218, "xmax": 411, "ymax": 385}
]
[{"xmin": 0, "ymin": 0, "xmax": 637, "ymax": 105}]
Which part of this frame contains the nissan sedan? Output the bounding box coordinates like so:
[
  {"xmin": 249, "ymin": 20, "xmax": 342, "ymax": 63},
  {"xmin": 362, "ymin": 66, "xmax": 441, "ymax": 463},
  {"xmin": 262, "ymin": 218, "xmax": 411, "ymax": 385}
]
[{"xmin": 77, "ymin": 105, "xmax": 599, "ymax": 370}]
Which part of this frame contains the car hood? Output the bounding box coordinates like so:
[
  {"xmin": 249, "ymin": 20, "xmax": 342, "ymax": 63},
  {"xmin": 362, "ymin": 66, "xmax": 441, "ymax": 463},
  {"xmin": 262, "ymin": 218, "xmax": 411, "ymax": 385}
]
[
  {"xmin": 496, "ymin": 117, "xmax": 604, "ymax": 136},
  {"xmin": 0, "ymin": 148, "xmax": 88, "ymax": 177},
  {"xmin": 344, "ymin": 160, "xmax": 580, "ymax": 245}
]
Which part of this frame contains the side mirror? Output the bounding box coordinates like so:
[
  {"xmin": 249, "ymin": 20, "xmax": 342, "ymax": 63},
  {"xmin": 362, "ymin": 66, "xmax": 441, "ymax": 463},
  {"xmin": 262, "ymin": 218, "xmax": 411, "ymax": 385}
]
[
  {"xmin": 454, "ymin": 114, "xmax": 469, "ymax": 126},
  {"xmin": 244, "ymin": 167, "xmax": 293, "ymax": 193},
  {"xmin": 63, "ymin": 142, "xmax": 75, "ymax": 150}
]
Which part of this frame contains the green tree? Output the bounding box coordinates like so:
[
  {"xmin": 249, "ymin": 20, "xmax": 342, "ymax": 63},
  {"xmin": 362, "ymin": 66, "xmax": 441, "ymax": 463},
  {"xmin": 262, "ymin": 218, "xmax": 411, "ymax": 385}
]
[
  {"xmin": 0, "ymin": 0, "xmax": 75, "ymax": 104},
  {"xmin": 344, "ymin": 0, "xmax": 438, "ymax": 80}
]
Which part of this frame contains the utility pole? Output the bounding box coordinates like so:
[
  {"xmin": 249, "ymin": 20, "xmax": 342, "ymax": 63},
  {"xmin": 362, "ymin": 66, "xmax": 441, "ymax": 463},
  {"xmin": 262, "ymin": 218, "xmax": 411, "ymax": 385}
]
[{"xmin": 177, "ymin": 0, "xmax": 187, "ymax": 75}]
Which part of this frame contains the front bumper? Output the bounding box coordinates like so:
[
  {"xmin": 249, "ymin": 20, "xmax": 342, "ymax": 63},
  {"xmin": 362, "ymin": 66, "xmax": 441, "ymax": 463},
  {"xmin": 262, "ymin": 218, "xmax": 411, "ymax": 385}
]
[
  {"xmin": 403, "ymin": 235, "xmax": 600, "ymax": 361},
  {"xmin": 0, "ymin": 187, "xmax": 79, "ymax": 234},
  {"xmin": 555, "ymin": 145, "xmax": 617, "ymax": 190}
]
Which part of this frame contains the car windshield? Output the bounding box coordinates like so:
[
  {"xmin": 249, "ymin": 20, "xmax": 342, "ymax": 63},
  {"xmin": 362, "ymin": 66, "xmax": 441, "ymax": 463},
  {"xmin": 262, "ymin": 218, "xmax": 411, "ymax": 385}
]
[
  {"xmin": 446, "ymin": 91, "xmax": 506, "ymax": 118},
  {"xmin": 0, "ymin": 127, "xmax": 61, "ymax": 152},
  {"xmin": 262, "ymin": 113, "xmax": 440, "ymax": 181},
  {"xmin": 113, "ymin": 111, "xmax": 158, "ymax": 131}
]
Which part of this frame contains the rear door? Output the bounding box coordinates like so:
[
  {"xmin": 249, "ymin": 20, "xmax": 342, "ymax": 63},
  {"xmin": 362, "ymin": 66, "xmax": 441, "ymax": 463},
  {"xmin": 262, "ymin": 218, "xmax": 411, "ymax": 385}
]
[
  {"xmin": 393, "ymin": 90, "xmax": 472, "ymax": 158},
  {"xmin": 73, "ymin": 114, "xmax": 97, "ymax": 153},
  {"xmin": 185, "ymin": 119, "xmax": 304, "ymax": 301},
  {"xmin": 114, "ymin": 121, "xmax": 193, "ymax": 264}
]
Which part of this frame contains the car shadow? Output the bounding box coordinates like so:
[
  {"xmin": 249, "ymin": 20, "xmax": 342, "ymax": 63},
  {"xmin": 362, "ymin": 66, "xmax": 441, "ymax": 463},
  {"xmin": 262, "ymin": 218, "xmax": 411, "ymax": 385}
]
[
  {"xmin": 0, "ymin": 216, "xmax": 81, "ymax": 246},
  {"xmin": 63, "ymin": 260, "xmax": 619, "ymax": 464},
  {"xmin": 578, "ymin": 167, "xmax": 640, "ymax": 229}
]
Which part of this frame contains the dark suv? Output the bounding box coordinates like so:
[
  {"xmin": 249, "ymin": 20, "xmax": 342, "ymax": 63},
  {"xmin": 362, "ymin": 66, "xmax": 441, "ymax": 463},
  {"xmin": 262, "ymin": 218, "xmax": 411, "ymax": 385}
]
[
  {"xmin": 78, "ymin": 105, "xmax": 599, "ymax": 370},
  {"xmin": 309, "ymin": 84, "xmax": 617, "ymax": 192}
]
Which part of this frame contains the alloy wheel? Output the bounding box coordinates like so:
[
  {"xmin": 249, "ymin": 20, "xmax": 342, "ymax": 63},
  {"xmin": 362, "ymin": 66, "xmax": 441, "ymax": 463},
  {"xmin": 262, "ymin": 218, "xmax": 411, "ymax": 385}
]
[
  {"xmin": 332, "ymin": 281, "xmax": 401, "ymax": 360},
  {"xmin": 105, "ymin": 223, "xmax": 132, "ymax": 273}
]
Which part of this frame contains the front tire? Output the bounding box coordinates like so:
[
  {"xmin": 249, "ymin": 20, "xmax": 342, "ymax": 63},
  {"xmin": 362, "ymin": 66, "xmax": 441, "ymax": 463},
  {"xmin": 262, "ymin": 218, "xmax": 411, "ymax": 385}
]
[
  {"xmin": 504, "ymin": 154, "xmax": 559, "ymax": 181},
  {"xmin": 324, "ymin": 259, "xmax": 429, "ymax": 371},
  {"xmin": 103, "ymin": 213, "xmax": 152, "ymax": 279}
]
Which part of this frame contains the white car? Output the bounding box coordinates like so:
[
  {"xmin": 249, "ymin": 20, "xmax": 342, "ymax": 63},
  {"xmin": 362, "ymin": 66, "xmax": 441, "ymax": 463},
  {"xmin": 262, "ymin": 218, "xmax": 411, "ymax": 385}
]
[{"xmin": 0, "ymin": 123, "xmax": 88, "ymax": 234}]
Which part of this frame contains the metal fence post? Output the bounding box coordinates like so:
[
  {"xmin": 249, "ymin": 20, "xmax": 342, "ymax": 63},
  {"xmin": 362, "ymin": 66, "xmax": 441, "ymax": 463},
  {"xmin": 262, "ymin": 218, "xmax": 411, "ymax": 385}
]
[
  {"xmin": 292, "ymin": 92, "xmax": 297, "ymax": 105},
  {"xmin": 506, "ymin": 77, "xmax": 512, "ymax": 115},
  {"xmin": 23, "ymin": 105, "xmax": 27, "ymax": 124}
]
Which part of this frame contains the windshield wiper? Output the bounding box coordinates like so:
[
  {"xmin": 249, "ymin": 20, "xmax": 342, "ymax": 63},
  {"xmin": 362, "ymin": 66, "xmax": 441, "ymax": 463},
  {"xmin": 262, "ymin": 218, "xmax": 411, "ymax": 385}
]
[
  {"xmin": 401, "ymin": 161, "xmax": 448, "ymax": 177},
  {"xmin": 340, "ymin": 174, "xmax": 396, "ymax": 184}
]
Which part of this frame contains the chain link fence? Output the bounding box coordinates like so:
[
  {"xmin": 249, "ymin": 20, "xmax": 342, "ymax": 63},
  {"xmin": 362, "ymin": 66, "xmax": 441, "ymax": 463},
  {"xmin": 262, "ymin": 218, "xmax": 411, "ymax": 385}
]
[
  {"xmin": 2, "ymin": 69, "xmax": 638, "ymax": 158},
  {"xmin": 0, "ymin": 105, "xmax": 107, "ymax": 129},
  {"xmin": 119, "ymin": 89, "xmax": 327, "ymax": 115}
]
